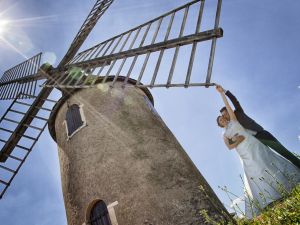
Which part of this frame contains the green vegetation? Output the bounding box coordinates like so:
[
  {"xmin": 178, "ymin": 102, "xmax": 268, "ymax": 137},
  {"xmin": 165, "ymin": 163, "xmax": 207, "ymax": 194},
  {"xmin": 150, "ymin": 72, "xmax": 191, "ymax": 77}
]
[
  {"xmin": 200, "ymin": 154, "xmax": 300, "ymax": 224},
  {"xmin": 236, "ymin": 184, "xmax": 300, "ymax": 225},
  {"xmin": 199, "ymin": 184, "xmax": 300, "ymax": 225}
]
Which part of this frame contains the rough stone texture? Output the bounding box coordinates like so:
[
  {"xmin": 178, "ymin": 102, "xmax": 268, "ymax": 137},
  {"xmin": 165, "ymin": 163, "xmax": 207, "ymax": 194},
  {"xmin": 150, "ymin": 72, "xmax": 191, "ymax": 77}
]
[{"xmin": 51, "ymin": 82, "xmax": 231, "ymax": 225}]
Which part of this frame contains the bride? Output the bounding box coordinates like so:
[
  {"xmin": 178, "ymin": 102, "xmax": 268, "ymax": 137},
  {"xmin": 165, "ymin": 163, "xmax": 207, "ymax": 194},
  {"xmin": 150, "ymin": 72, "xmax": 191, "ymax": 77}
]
[{"xmin": 215, "ymin": 84, "xmax": 300, "ymax": 218}]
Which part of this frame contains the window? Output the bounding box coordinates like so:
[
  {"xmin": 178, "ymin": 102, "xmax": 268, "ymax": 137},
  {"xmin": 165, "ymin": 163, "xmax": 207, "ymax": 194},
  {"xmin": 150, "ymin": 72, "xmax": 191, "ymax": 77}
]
[
  {"xmin": 89, "ymin": 200, "xmax": 112, "ymax": 225},
  {"xmin": 65, "ymin": 104, "xmax": 85, "ymax": 137}
]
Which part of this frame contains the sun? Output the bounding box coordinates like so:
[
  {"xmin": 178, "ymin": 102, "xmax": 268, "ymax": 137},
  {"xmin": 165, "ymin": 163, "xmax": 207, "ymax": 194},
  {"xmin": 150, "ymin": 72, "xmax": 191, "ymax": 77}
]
[{"xmin": 0, "ymin": 20, "xmax": 10, "ymax": 35}]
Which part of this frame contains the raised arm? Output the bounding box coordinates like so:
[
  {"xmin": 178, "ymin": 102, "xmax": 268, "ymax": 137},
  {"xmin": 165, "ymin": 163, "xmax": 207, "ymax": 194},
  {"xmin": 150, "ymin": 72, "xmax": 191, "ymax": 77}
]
[
  {"xmin": 225, "ymin": 91, "xmax": 244, "ymax": 112},
  {"xmin": 216, "ymin": 85, "xmax": 237, "ymax": 121}
]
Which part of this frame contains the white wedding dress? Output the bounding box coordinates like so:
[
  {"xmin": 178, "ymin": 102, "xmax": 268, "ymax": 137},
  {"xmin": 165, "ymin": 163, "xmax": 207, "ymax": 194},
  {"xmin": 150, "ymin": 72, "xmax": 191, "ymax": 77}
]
[{"xmin": 224, "ymin": 120, "xmax": 300, "ymax": 218}]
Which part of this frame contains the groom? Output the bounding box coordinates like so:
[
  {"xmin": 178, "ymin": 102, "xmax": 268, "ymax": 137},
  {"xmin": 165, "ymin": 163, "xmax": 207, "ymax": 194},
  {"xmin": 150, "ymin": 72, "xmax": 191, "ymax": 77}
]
[{"xmin": 217, "ymin": 84, "xmax": 300, "ymax": 169}]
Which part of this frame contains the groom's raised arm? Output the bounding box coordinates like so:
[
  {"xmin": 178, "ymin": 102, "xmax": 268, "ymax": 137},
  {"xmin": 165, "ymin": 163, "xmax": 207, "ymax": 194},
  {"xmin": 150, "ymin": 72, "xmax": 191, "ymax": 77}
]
[{"xmin": 225, "ymin": 91, "xmax": 244, "ymax": 112}]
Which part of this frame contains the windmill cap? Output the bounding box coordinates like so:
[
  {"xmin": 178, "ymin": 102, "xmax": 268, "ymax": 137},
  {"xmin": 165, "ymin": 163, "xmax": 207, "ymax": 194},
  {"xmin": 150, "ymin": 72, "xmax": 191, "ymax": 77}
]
[{"xmin": 47, "ymin": 76, "xmax": 154, "ymax": 142}]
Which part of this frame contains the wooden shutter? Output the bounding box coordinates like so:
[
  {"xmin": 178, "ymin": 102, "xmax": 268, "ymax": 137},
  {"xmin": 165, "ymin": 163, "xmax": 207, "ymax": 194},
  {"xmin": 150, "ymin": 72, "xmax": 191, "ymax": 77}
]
[
  {"xmin": 90, "ymin": 200, "xmax": 112, "ymax": 225},
  {"xmin": 66, "ymin": 104, "xmax": 84, "ymax": 136}
]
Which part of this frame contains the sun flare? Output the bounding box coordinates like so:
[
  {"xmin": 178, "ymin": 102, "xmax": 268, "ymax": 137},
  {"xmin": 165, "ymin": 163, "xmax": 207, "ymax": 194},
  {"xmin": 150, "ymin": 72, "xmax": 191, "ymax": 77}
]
[{"xmin": 0, "ymin": 20, "xmax": 9, "ymax": 35}]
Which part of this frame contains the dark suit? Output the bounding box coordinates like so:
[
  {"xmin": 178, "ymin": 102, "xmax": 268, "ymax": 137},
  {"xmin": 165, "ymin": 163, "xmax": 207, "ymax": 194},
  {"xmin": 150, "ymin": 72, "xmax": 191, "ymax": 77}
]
[{"xmin": 226, "ymin": 90, "xmax": 300, "ymax": 169}]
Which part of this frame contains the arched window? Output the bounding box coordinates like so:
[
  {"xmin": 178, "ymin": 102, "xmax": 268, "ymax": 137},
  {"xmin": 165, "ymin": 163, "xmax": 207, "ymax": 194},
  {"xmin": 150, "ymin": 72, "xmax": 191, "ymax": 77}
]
[
  {"xmin": 65, "ymin": 104, "xmax": 84, "ymax": 137},
  {"xmin": 89, "ymin": 200, "xmax": 112, "ymax": 225}
]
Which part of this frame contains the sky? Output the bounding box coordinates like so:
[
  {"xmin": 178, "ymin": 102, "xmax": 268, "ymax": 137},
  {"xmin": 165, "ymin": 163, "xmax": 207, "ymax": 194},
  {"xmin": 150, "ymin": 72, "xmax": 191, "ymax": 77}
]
[{"xmin": 0, "ymin": 0, "xmax": 300, "ymax": 224}]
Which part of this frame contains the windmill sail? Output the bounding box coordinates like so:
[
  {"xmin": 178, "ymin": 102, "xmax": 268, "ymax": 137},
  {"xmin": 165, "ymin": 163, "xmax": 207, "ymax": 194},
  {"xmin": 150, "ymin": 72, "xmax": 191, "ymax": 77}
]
[
  {"xmin": 0, "ymin": 53, "xmax": 42, "ymax": 100},
  {"xmin": 0, "ymin": 0, "xmax": 115, "ymax": 199},
  {"xmin": 0, "ymin": 93, "xmax": 57, "ymax": 198},
  {"xmin": 44, "ymin": 0, "xmax": 223, "ymax": 89},
  {"xmin": 59, "ymin": 0, "xmax": 114, "ymax": 66}
]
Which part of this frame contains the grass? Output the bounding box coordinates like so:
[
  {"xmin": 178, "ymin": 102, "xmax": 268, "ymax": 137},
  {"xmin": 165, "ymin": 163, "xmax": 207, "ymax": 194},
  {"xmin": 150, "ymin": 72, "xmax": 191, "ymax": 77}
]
[
  {"xmin": 200, "ymin": 153, "xmax": 300, "ymax": 224},
  {"xmin": 236, "ymin": 183, "xmax": 300, "ymax": 225},
  {"xmin": 199, "ymin": 184, "xmax": 300, "ymax": 225}
]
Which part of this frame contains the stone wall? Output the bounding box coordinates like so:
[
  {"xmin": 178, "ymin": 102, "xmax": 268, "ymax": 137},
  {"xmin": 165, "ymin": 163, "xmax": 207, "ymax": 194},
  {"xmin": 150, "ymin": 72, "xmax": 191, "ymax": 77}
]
[{"xmin": 51, "ymin": 82, "xmax": 231, "ymax": 225}]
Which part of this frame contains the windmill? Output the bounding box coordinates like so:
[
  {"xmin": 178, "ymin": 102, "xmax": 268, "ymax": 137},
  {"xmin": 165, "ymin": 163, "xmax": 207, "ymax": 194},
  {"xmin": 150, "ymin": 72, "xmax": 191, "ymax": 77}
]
[{"xmin": 0, "ymin": 0, "xmax": 232, "ymax": 224}]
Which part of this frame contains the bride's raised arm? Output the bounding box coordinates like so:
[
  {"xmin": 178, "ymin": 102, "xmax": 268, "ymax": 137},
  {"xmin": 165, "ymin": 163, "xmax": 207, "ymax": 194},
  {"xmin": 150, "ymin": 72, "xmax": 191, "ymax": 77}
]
[{"xmin": 216, "ymin": 84, "xmax": 237, "ymax": 121}]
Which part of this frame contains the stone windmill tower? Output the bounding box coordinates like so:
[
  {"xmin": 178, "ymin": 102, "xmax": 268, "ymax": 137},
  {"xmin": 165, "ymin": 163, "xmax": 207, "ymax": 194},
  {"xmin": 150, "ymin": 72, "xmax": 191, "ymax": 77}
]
[{"xmin": 0, "ymin": 0, "xmax": 233, "ymax": 224}]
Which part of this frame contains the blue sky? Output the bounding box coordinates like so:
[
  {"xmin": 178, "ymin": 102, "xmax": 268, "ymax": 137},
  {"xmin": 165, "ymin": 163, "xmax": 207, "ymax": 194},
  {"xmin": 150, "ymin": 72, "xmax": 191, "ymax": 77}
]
[{"xmin": 0, "ymin": 0, "xmax": 299, "ymax": 224}]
